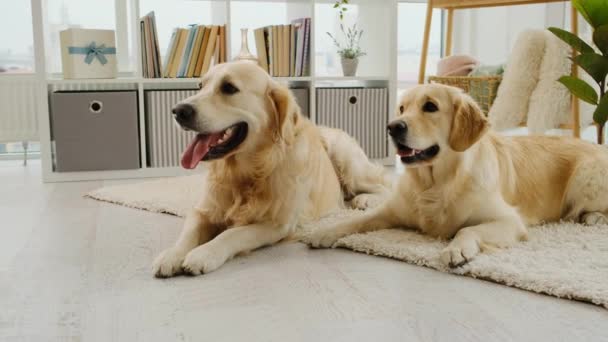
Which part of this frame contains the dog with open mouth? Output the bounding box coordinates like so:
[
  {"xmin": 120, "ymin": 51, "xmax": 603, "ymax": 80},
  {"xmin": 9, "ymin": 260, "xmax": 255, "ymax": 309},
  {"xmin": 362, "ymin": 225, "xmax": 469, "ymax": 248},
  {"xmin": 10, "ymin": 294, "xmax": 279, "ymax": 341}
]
[
  {"xmin": 306, "ymin": 83, "xmax": 608, "ymax": 267},
  {"xmin": 152, "ymin": 61, "xmax": 392, "ymax": 277}
]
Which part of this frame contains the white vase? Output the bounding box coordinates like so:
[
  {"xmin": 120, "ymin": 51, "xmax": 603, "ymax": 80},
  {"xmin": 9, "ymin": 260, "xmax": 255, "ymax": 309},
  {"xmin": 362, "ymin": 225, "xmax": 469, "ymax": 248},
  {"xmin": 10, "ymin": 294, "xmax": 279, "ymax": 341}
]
[
  {"xmin": 341, "ymin": 57, "xmax": 359, "ymax": 77},
  {"xmin": 234, "ymin": 28, "xmax": 258, "ymax": 63}
]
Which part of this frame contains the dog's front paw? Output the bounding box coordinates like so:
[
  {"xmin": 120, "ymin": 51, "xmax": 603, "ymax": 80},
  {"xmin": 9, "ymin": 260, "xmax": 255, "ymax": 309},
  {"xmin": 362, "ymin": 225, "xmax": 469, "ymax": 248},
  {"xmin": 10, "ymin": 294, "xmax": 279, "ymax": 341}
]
[
  {"xmin": 350, "ymin": 194, "xmax": 384, "ymax": 210},
  {"xmin": 440, "ymin": 237, "xmax": 480, "ymax": 268},
  {"xmin": 305, "ymin": 228, "xmax": 347, "ymax": 249},
  {"xmin": 152, "ymin": 247, "xmax": 187, "ymax": 278},
  {"xmin": 182, "ymin": 245, "xmax": 227, "ymax": 276},
  {"xmin": 582, "ymin": 212, "xmax": 608, "ymax": 226}
]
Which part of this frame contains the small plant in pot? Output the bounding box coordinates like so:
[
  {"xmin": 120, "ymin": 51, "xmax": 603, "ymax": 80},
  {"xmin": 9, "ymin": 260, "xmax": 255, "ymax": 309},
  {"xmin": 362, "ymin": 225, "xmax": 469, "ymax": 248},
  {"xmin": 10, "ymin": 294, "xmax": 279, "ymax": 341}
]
[
  {"xmin": 327, "ymin": 0, "xmax": 366, "ymax": 77},
  {"xmin": 548, "ymin": 0, "xmax": 608, "ymax": 144},
  {"xmin": 327, "ymin": 24, "xmax": 366, "ymax": 77}
]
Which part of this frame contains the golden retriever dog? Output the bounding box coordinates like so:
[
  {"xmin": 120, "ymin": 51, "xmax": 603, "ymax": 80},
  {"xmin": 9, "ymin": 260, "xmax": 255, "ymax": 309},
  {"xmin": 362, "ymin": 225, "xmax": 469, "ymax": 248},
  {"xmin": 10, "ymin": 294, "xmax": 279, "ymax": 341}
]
[
  {"xmin": 152, "ymin": 61, "xmax": 391, "ymax": 277},
  {"xmin": 307, "ymin": 83, "xmax": 608, "ymax": 267}
]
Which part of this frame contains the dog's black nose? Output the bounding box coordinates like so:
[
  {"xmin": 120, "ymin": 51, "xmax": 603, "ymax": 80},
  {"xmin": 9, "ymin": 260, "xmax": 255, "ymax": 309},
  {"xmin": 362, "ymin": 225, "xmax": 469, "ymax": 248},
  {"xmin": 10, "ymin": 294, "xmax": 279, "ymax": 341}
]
[
  {"xmin": 387, "ymin": 121, "xmax": 408, "ymax": 137},
  {"xmin": 172, "ymin": 103, "xmax": 196, "ymax": 123}
]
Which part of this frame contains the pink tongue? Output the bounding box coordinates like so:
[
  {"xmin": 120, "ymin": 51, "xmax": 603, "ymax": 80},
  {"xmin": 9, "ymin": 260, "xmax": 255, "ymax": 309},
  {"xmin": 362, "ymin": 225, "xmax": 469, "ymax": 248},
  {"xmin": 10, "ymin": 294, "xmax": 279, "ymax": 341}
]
[{"xmin": 181, "ymin": 133, "xmax": 223, "ymax": 169}]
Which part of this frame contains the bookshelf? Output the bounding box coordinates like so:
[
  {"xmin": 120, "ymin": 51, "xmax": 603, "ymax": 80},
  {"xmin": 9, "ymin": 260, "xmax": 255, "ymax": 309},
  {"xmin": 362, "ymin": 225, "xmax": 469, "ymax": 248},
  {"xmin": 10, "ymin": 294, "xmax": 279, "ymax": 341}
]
[{"xmin": 32, "ymin": 0, "xmax": 398, "ymax": 182}]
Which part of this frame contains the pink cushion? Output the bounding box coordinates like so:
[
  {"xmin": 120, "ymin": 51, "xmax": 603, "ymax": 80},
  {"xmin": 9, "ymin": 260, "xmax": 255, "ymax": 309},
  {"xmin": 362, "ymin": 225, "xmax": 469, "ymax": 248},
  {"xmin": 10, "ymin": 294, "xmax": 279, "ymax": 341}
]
[{"xmin": 437, "ymin": 55, "xmax": 479, "ymax": 77}]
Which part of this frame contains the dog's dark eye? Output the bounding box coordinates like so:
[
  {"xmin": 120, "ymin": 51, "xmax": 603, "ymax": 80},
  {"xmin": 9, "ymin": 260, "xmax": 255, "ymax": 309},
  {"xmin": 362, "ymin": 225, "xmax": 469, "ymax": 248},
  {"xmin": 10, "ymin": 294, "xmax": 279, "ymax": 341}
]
[
  {"xmin": 198, "ymin": 82, "xmax": 202, "ymax": 90},
  {"xmin": 422, "ymin": 101, "xmax": 438, "ymax": 113},
  {"xmin": 220, "ymin": 81, "xmax": 239, "ymax": 95},
  {"xmin": 399, "ymin": 105, "xmax": 404, "ymax": 113}
]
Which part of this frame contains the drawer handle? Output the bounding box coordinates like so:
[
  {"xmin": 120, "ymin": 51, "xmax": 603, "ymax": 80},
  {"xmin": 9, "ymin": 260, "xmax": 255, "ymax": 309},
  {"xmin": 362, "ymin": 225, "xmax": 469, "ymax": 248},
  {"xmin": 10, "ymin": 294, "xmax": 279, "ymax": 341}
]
[
  {"xmin": 89, "ymin": 100, "xmax": 103, "ymax": 114},
  {"xmin": 349, "ymin": 95, "xmax": 357, "ymax": 105}
]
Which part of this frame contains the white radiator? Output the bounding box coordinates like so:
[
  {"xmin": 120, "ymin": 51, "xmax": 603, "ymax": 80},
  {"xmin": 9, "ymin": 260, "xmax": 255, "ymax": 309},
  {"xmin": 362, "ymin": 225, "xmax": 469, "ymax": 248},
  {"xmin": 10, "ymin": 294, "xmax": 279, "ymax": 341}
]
[
  {"xmin": 0, "ymin": 76, "xmax": 39, "ymax": 142},
  {"xmin": 145, "ymin": 89, "xmax": 198, "ymax": 167},
  {"xmin": 316, "ymin": 87, "xmax": 388, "ymax": 159}
]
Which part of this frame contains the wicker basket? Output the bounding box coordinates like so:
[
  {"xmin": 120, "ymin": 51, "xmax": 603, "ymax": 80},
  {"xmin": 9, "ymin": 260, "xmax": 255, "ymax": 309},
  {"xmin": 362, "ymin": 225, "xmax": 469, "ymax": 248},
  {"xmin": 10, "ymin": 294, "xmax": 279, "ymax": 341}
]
[{"xmin": 428, "ymin": 75, "xmax": 502, "ymax": 115}]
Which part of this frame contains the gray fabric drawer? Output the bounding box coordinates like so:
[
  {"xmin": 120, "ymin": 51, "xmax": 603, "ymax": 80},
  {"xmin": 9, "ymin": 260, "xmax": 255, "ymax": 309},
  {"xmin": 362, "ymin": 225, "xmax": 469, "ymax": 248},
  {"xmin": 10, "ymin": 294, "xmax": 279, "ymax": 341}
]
[
  {"xmin": 145, "ymin": 89, "xmax": 198, "ymax": 168},
  {"xmin": 316, "ymin": 87, "xmax": 388, "ymax": 159},
  {"xmin": 50, "ymin": 91, "xmax": 140, "ymax": 172}
]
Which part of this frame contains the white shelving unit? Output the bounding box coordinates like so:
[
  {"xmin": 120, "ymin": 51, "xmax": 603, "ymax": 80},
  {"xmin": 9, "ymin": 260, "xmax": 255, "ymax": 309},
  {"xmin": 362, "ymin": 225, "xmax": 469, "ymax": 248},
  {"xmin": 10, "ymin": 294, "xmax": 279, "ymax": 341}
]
[{"xmin": 31, "ymin": 0, "xmax": 398, "ymax": 182}]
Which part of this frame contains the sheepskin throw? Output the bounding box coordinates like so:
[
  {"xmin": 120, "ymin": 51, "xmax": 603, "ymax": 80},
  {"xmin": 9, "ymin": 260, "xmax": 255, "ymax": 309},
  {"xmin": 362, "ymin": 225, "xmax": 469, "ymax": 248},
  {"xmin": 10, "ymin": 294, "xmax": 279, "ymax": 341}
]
[
  {"xmin": 489, "ymin": 30, "xmax": 572, "ymax": 133},
  {"xmin": 87, "ymin": 176, "xmax": 608, "ymax": 309}
]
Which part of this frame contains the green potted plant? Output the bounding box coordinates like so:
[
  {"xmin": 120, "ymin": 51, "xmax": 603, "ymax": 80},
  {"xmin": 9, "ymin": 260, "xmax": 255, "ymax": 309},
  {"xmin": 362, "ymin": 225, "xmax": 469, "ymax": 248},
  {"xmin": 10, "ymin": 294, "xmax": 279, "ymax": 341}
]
[
  {"xmin": 327, "ymin": 0, "xmax": 366, "ymax": 77},
  {"xmin": 548, "ymin": 0, "xmax": 608, "ymax": 144}
]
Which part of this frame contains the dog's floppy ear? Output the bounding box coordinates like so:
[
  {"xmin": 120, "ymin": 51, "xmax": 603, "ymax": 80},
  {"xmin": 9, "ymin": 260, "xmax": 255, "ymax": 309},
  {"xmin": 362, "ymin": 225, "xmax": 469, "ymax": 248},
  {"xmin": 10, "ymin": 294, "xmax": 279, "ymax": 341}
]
[
  {"xmin": 448, "ymin": 91, "xmax": 489, "ymax": 152},
  {"xmin": 267, "ymin": 81, "xmax": 299, "ymax": 144}
]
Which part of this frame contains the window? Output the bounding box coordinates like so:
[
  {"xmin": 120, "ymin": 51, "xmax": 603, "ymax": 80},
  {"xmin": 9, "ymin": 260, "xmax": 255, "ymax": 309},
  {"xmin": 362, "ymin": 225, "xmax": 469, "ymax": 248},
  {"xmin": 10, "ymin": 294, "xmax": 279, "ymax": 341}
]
[
  {"xmin": 0, "ymin": 1, "xmax": 35, "ymax": 73},
  {"xmin": 397, "ymin": 2, "xmax": 443, "ymax": 87},
  {"xmin": 315, "ymin": 2, "xmax": 391, "ymax": 78},
  {"xmin": 45, "ymin": 0, "xmax": 118, "ymax": 74},
  {"xmin": 0, "ymin": 142, "xmax": 40, "ymax": 156}
]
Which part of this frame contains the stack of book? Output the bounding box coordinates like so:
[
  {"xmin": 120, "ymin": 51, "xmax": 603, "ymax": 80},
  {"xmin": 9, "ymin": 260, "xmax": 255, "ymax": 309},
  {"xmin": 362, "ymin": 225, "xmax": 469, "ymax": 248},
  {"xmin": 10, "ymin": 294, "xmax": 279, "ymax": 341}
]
[
  {"xmin": 140, "ymin": 12, "xmax": 162, "ymax": 78},
  {"xmin": 254, "ymin": 18, "xmax": 311, "ymax": 77},
  {"xmin": 162, "ymin": 24, "xmax": 227, "ymax": 78}
]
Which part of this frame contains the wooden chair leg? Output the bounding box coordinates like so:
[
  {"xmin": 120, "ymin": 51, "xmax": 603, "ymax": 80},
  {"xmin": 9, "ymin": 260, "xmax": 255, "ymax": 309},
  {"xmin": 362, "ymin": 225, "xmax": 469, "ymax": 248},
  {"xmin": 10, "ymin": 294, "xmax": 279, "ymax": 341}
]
[
  {"xmin": 418, "ymin": 1, "xmax": 434, "ymax": 84},
  {"xmin": 445, "ymin": 8, "xmax": 454, "ymax": 57}
]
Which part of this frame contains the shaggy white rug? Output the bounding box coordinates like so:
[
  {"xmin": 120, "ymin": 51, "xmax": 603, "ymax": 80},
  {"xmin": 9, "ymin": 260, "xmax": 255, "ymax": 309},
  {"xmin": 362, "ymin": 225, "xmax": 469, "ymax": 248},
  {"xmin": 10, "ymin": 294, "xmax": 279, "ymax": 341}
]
[{"xmin": 87, "ymin": 176, "xmax": 608, "ymax": 309}]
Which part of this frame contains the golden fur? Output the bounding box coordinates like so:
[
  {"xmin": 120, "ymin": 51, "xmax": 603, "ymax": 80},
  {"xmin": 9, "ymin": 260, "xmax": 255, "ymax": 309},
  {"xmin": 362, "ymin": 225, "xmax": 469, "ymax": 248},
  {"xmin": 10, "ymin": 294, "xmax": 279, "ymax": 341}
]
[
  {"xmin": 308, "ymin": 84, "xmax": 608, "ymax": 267},
  {"xmin": 153, "ymin": 61, "xmax": 391, "ymax": 276}
]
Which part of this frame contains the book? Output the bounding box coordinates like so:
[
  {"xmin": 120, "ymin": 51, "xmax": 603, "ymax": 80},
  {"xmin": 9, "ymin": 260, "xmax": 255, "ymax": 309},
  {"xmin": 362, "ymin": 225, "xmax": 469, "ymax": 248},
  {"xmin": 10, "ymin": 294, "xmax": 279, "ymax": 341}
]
[
  {"xmin": 139, "ymin": 20, "xmax": 147, "ymax": 77},
  {"xmin": 163, "ymin": 28, "xmax": 179, "ymax": 77},
  {"xmin": 148, "ymin": 12, "xmax": 161, "ymax": 78},
  {"xmin": 267, "ymin": 26, "xmax": 274, "ymax": 76},
  {"xmin": 272, "ymin": 26, "xmax": 279, "ymax": 76},
  {"xmin": 214, "ymin": 33, "xmax": 220, "ymax": 65},
  {"xmin": 201, "ymin": 25, "xmax": 219, "ymax": 75},
  {"xmin": 290, "ymin": 24, "xmax": 296, "ymax": 77},
  {"xmin": 302, "ymin": 18, "xmax": 311, "ymax": 76},
  {"xmin": 169, "ymin": 28, "xmax": 188, "ymax": 78},
  {"xmin": 177, "ymin": 25, "xmax": 197, "ymax": 77},
  {"xmin": 194, "ymin": 27, "xmax": 210, "ymax": 77},
  {"xmin": 292, "ymin": 18, "xmax": 306, "ymax": 77},
  {"xmin": 254, "ymin": 27, "xmax": 269, "ymax": 73},
  {"xmin": 281, "ymin": 24, "xmax": 289, "ymax": 76},
  {"xmin": 144, "ymin": 17, "xmax": 154, "ymax": 78},
  {"xmin": 220, "ymin": 25, "xmax": 226, "ymax": 63},
  {"xmin": 186, "ymin": 25, "xmax": 204, "ymax": 78}
]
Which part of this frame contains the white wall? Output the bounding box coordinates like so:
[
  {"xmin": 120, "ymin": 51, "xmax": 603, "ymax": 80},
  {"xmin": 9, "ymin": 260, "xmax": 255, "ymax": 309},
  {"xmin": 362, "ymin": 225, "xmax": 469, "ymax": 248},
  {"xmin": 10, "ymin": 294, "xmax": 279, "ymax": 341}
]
[{"xmin": 451, "ymin": 3, "xmax": 569, "ymax": 65}]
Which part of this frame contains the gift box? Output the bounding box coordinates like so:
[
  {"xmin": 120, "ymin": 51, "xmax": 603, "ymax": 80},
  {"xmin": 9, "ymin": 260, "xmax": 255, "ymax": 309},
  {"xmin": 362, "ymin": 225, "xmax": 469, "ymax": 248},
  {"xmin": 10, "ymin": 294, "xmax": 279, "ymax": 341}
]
[{"xmin": 60, "ymin": 28, "xmax": 118, "ymax": 79}]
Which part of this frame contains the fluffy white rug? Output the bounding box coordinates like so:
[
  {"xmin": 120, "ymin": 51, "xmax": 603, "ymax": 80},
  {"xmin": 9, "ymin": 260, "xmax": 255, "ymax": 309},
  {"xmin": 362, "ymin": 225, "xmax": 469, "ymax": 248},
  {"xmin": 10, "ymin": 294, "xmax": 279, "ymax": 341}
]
[{"xmin": 87, "ymin": 176, "xmax": 608, "ymax": 309}]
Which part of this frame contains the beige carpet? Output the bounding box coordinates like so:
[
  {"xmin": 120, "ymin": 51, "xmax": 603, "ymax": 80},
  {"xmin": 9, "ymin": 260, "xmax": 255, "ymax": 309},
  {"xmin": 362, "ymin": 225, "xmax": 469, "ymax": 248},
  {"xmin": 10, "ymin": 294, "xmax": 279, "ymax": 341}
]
[{"xmin": 87, "ymin": 176, "xmax": 608, "ymax": 309}]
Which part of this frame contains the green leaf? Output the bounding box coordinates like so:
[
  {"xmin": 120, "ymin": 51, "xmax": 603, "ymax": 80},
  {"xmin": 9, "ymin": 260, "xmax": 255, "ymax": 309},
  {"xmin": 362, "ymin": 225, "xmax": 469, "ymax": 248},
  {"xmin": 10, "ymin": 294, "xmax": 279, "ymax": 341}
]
[
  {"xmin": 558, "ymin": 76, "xmax": 599, "ymax": 105},
  {"xmin": 572, "ymin": 0, "xmax": 608, "ymax": 29},
  {"xmin": 573, "ymin": 53, "xmax": 608, "ymax": 84},
  {"xmin": 593, "ymin": 93, "xmax": 608, "ymax": 125},
  {"xmin": 548, "ymin": 27, "xmax": 595, "ymax": 54},
  {"xmin": 333, "ymin": 3, "xmax": 339, "ymax": 8},
  {"xmin": 593, "ymin": 25, "xmax": 608, "ymax": 55}
]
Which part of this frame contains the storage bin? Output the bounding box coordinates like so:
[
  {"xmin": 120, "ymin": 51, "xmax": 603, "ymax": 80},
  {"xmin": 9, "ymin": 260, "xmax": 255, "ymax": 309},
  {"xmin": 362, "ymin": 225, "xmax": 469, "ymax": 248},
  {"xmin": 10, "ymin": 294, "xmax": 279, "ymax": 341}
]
[
  {"xmin": 59, "ymin": 28, "xmax": 118, "ymax": 79},
  {"xmin": 50, "ymin": 90, "xmax": 140, "ymax": 172},
  {"xmin": 145, "ymin": 89, "xmax": 198, "ymax": 168},
  {"xmin": 316, "ymin": 87, "xmax": 388, "ymax": 159},
  {"xmin": 146, "ymin": 87, "xmax": 310, "ymax": 167},
  {"xmin": 290, "ymin": 88, "xmax": 309, "ymax": 118}
]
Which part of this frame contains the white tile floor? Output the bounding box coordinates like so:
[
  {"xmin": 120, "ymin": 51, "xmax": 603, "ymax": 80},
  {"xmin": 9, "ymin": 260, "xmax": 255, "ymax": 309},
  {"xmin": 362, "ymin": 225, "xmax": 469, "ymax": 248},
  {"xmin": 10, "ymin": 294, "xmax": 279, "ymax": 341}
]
[{"xmin": 1, "ymin": 160, "xmax": 607, "ymax": 342}]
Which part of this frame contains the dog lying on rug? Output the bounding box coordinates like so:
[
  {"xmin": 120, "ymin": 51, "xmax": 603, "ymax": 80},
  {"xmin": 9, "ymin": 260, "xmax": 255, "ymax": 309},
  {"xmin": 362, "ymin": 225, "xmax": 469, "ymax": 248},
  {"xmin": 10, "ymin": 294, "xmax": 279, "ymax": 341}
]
[
  {"xmin": 152, "ymin": 61, "xmax": 391, "ymax": 277},
  {"xmin": 307, "ymin": 83, "xmax": 608, "ymax": 267}
]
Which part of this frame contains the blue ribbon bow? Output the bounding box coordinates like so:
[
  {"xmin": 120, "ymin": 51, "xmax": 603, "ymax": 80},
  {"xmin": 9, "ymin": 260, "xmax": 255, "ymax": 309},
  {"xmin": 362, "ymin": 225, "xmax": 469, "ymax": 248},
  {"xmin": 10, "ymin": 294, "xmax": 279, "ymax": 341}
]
[{"xmin": 68, "ymin": 42, "xmax": 116, "ymax": 65}]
